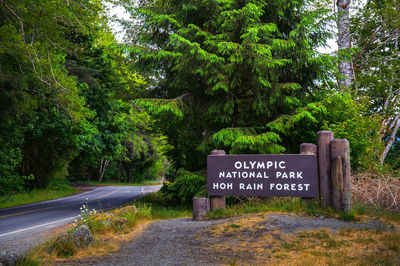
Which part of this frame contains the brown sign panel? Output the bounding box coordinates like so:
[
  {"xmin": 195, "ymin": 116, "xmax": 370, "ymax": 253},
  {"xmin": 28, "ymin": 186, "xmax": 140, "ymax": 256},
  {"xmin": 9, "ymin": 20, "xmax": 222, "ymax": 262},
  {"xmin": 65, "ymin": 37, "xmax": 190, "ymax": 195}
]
[{"xmin": 207, "ymin": 154, "xmax": 318, "ymax": 198}]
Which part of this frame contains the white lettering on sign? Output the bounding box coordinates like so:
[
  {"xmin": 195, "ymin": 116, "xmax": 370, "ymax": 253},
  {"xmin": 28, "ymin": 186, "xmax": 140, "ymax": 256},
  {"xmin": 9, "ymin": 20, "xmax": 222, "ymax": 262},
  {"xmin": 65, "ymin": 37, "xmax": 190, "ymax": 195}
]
[
  {"xmin": 257, "ymin": 162, "xmax": 265, "ymax": 169},
  {"xmin": 275, "ymin": 171, "xmax": 303, "ymax": 179},
  {"xmin": 234, "ymin": 161, "xmax": 286, "ymax": 170},
  {"xmin": 269, "ymin": 183, "xmax": 310, "ymax": 191},
  {"xmin": 218, "ymin": 171, "xmax": 269, "ymax": 179},
  {"xmin": 239, "ymin": 183, "xmax": 263, "ymax": 190},
  {"xmin": 213, "ymin": 183, "xmax": 233, "ymax": 190}
]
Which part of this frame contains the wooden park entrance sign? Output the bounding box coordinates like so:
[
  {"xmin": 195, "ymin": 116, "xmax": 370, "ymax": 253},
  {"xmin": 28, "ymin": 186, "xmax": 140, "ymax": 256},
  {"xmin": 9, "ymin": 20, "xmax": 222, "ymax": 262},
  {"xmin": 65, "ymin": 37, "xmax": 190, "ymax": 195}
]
[
  {"xmin": 193, "ymin": 130, "xmax": 352, "ymax": 221},
  {"xmin": 207, "ymin": 154, "xmax": 318, "ymax": 198}
]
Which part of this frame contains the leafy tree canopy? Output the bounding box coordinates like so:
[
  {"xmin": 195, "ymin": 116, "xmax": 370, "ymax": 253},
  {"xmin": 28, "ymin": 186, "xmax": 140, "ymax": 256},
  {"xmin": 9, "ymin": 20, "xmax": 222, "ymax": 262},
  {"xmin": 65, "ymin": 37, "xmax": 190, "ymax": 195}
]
[{"xmin": 120, "ymin": 0, "xmax": 334, "ymax": 170}]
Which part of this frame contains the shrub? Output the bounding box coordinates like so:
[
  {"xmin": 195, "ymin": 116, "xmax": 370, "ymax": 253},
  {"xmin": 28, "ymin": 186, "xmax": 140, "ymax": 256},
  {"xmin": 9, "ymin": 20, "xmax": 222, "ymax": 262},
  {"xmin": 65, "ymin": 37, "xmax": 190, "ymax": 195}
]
[
  {"xmin": 47, "ymin": 235, "xmax": 76, "ymax": 258},
  {"xmin": 328, "ymin": 115, "xmax": 383, "ymax": 171},
  {"xmin": 48, "ymin": 177, "xmax": 71, "ymax": 191},
  {"xmin": 76, "ymin": 203, "xmax": 152, "ymax": 233},
  {"xmin": 160, "ymin": 169, "xmax": 207, "ymax": 206}
]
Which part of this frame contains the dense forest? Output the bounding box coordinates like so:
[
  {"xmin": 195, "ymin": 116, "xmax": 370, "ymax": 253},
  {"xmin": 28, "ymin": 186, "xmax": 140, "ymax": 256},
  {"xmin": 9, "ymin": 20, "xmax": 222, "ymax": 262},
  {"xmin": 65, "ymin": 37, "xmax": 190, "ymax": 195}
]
[{"xmin": 0, "ymin": 0, "xmax": 398, "ymax": 198}]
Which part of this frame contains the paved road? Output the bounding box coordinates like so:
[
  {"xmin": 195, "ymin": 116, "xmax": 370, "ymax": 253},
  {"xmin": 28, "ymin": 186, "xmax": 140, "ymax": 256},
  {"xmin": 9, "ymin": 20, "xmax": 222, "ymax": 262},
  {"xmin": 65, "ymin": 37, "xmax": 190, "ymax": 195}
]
[{"xmin": 0, "ymin": 185, "xmax": 161, "ymax": 244}]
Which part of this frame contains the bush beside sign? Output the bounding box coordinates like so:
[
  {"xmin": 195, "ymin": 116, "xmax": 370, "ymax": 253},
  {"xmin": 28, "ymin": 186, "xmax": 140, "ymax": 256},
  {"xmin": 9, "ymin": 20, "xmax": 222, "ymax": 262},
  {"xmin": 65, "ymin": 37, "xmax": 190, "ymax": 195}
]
[{"xmin": 207, "ymin": 154, "xmax": 318, "ymax": 198}]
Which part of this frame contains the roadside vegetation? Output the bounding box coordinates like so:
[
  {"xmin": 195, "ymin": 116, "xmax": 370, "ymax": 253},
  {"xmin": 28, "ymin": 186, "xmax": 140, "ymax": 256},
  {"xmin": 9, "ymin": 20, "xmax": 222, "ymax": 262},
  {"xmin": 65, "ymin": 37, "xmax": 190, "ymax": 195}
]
[
  {"xmin": 0, "ymin": 186, "xmax": 78, "ymax": 209},
  {"xmin": 21, "ymin": 198, "xmax": 190, "ymax": 264}
]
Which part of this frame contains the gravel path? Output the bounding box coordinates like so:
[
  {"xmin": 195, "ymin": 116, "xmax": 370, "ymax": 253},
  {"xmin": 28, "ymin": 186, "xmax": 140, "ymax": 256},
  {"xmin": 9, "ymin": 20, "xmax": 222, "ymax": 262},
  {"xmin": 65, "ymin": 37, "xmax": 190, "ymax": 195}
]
[
  {"xmin": 66, "ymin": 213, "xmax": 390, "ymax": 266},
  {"xmin": 66, "ymin": 218, "xmax": 229, "ymax": 265},
  {"xmin": 261, "ymin": 214, "xmax": 388, "ymax": 233}
]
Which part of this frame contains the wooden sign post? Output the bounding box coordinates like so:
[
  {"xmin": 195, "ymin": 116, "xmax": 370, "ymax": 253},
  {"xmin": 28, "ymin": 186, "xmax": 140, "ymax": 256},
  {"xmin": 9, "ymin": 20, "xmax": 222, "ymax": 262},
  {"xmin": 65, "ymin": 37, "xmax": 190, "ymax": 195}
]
[
  {"xmin": 330, "ymin": 139, "xmax": 351, "ymax": 213},
  {"xmin": 209, "ymin": 150, "xmax": 226, "ymax": 211},
  {"xmin": 193, "ymin": 130, "xmax": 352, "ymax": 220},
  {"xmin": 317, "ymin": 131, "xmax": 334, "ymax": 208}
]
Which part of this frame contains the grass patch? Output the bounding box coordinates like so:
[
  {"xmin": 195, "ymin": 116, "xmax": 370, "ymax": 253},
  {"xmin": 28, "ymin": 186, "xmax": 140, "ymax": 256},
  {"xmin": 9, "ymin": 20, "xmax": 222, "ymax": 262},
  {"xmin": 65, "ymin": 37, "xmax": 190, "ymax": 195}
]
[
  {"xmin": 381, "ymin": 231, "xmax": 400, "ymax": 252},
  {"xmin": 201, "ymin": 214, "xmax": 400, "ymax": 265},
  {"xmin": 352, "ymin": 202, "xmax": 400, "ymax": 222},
  {"xmin": 0, "ymin": 186, "xmax": 78, "ymax": 209},
  {"xmin": 74, "ymin": 180, "xmax": 162, "ymax": 187},
  {"xmin": 135, "ymin": 192, "xmax": 191, "ymax": 219},
  {"xmin": 207, "ymin": 197, "xmax": 335, "ymax": 219},
  {"xmin": 206, "ymin": 197, "xmax": 400, "ymax": 223},
  {"xmin": 228, "ymin": 223, "xmax": 240, "ymax": 228}
]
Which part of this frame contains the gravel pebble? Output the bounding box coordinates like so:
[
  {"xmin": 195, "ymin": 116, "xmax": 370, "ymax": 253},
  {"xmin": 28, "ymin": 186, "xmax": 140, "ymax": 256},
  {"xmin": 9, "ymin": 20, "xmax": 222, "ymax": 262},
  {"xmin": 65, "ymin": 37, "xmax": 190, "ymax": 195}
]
[{"xmin": 0, "ymin": 230, "xmax": 52, "ymax": 256}]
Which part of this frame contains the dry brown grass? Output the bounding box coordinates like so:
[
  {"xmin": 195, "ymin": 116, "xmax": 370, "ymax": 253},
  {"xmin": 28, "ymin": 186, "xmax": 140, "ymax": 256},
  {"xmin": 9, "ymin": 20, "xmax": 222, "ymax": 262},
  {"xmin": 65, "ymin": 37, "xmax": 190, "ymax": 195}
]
[
  {"xmin": 200, "ymin": 214, "xmax": 400, "ymax": 265},
  {"xmin": 27, "ymin": 219, "xmax": 153, "ymax": 264},
  {"xmin": 352, "ymin": 173, "xmax": 400, "ymax": 211}
]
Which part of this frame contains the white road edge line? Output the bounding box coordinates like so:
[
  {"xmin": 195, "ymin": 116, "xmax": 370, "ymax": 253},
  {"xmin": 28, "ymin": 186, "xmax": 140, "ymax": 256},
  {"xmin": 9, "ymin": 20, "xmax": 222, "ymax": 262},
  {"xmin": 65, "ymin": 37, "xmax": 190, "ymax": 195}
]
[
  {"xmin": 141, "ymin": 185, "xmax": 162, "ymax": 194},
  {"xmin": 0, "ymin": 216, "xmax": 78, "ymax": 237}
]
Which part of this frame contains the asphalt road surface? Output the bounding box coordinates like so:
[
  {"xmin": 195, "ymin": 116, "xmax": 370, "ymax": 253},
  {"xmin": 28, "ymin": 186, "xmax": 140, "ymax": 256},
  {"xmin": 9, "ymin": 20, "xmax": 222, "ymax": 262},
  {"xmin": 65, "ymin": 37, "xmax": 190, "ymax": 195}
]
[{"xmin": 0, "ymin": 185, "xmax": 161, "ymax": 244}]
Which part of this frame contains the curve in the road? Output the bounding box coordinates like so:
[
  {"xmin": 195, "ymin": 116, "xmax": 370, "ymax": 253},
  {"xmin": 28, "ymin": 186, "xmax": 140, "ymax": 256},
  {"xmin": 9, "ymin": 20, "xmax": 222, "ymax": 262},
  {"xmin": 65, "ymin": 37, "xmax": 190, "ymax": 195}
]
[{"xmin": 0, "ymin": 185, "xmax": 161, "ymax": 241}]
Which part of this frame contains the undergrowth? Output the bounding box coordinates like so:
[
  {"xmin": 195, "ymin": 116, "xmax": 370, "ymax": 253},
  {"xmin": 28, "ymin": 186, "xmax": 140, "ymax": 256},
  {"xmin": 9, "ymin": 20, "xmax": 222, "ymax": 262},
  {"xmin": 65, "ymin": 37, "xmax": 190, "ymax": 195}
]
[
  {"xmin": 206, "ymin": 196, "xmax": 400, "ymax": 222},
  {"xmin": 206, "ymin": 197, "xmax": 335, "ymax": 219},
  {"xmin": 352, "ymin": 172, "xmax": 400, "ymax": 212}
]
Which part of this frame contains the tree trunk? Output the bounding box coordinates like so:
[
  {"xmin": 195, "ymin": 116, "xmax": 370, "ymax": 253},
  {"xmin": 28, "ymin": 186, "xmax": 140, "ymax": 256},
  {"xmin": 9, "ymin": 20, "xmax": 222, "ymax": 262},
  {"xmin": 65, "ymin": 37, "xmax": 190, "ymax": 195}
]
[
  {"xmin": 337, "ymin": 0, "xmax": 352, "ymax": 89},
  {"xmin": 380, "ymin": 116, "xmax": 400, "ymax": 164},
  {"xmin": 99, "ymin": 159, "xmax": 109, "ymax": 182}
]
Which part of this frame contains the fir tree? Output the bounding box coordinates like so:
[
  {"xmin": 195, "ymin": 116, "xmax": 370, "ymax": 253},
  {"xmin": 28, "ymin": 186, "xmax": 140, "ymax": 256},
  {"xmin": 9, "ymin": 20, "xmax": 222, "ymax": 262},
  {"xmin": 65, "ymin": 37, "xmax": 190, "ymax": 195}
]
[{"xmin": 121, "ymin": 0, "xmax": 333, "ymax": 170}]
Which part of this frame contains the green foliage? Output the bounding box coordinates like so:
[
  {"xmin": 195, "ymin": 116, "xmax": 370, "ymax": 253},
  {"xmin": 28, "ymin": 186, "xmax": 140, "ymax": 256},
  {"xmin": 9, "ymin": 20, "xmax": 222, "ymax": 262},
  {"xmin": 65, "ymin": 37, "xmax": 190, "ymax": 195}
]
[
  {"xmin": 2, "ymin": 0, "xmax": 395, "ymax": 198},
  {"xmin": 385, "ymin": 141, "xmax": 400, "ymax": 170},
  {"xmin": 0, "ymin": 0, "xmax": 169, "ymax": 195},
  {"xmin": 327, "ymin": 115, "xmax": 383, "ymax": 170},
  {"xmin": 212, "ymin": 128, "xmax": 285, "ymax": 154},
  {"xmin": 0, "ymin": 0, "xmax": 104, "ymax": 193},
  {"xmin": 119, "ymin": 0, "xmax": 334, "ymax": 171},
  {"xmin": 52, "ymin": 237, "xmax": 76, "ymax": 258},
  {"xmin": 136, "ymin": 193, "xmax": 192, "ymax": 218},
  {"xmin": 160, "ymin": 169, "xmax": 207, "ymax": 206},
  {"xmin": 352, "ymin": 0, "xmax": 400, "ymax": 115},
  {"xmin": 268, "ymin": 91, "xmax": 383, "ymax": 170},
  {"xmin": 351, "ymin": 0, "xmax": 400, "ymax": 167},
  {"xmin": 339, "ymin": 210, "xmax": 356, "ymax": 221}
]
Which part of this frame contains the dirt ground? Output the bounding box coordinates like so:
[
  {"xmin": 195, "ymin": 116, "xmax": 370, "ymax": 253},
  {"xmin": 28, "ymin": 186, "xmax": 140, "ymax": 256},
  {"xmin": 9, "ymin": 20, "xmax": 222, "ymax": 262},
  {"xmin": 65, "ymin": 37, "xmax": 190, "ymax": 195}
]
[{"xmin": 58, "ymin": 213, "xmax": 399, "ymax": 265}]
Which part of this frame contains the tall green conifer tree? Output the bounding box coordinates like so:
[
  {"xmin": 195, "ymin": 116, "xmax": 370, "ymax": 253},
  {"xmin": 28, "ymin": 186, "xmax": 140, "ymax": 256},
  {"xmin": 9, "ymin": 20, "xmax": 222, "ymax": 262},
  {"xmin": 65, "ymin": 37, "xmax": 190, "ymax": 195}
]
[{"xmin": 122, "ymin": 0, "xmax": 332, "ymax": 170}]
